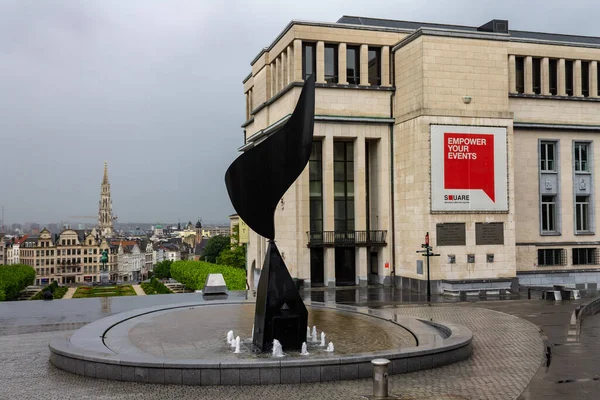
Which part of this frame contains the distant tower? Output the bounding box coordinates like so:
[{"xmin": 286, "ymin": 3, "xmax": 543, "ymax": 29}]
[
  {"xmin": 195, "ymin": 219, "xmax": 202, "ymax": 244},
  {"xmin": 98, "ymin": 161, "xmax": 114, "ymax": 238}
]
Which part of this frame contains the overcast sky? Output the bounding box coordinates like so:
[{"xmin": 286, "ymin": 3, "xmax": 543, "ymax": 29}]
[{"xmin": 0, "ymin": 0, "xmax": 597, "ymax": 225}]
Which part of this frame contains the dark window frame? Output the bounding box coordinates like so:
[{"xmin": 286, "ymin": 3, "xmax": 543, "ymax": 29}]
[
  {"xmin": 573, "ymin": 248, "xmax": 599, "ymax": 265},
  {"xmin": 334, "ymin": 141, "xmax": 355, "ymax": 232},
  {"xmin": 537, "ymin": 248, "xmax": 567, "ymax": 266},
  {"xmin": 540, "ymin": 141, "xmax": 556, "ymax": 172},
  {"xmin": 565, "ymin": 60, "xmax": 574, "ymax": 96},
  {"xmin": 346, "ymin": 46, "xmax": 360, "ymax": 85},
  {"xmin": 302, "ymin": 42, "xmax": 316, "ymax": 81},
  {"xmin": 582, "ymin": 61, "xmax": 590, "ymax": 97},
  {"xmin": 575, "ymin": 195, "xmax": 590, "ymax": 232},
  {"xmin": 549, "ymin": 58, "xmax": 558, "ymax": 95},
  {"xmin": 309, "ymin": 141, "xmax": 324, "ymax": 233},
  {"xmin": 532, "ymin": 57, "xmax": 541, "ymax": 95},
  {"xmin": 515, "ymin": 56, "xmax": 525, "ymax": 94},
  {"xmin": 324, "ymin": 44, "xmax": 338, "ymax": 84},
  {"xmin": 541, "ymin": 195, "xmax": 557, "ymax": 233},
  {"xmin": 368, "ymin": 47, "xmax": 381, "ymax": 86},
  {"xmin": 574, "ymin": 142, "xmax": 589, "ymax": 172}
]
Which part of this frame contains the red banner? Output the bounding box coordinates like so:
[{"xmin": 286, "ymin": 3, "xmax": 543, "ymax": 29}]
[{"xmin": 443, "ymin": 133, "xmax": 495, "ymax": 202}]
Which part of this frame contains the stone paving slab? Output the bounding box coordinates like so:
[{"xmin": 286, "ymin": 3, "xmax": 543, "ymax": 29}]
[
  {"xmin": 132, "ymin": 285, "xmax": 146, "ymax": 296},
  {"xmin": 0, "ymin": 306, "xmax": 542, "ymax": 400}
]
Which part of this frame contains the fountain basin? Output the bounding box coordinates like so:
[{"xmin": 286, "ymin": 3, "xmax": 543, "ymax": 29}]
[{"xmin": 49, "ymin": 301, "xmax": 472, "ymax": 385}]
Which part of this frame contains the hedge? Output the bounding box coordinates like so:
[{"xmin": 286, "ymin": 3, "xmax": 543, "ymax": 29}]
[
  {"xmin": 30, "ymin": 281, "xmax": 69, "ymax": 300},
  {"xmin": 171, "ymin": 260, "xmax": 246, "ymax": 291},
  {"xmin": 141, "ymin": 277, "xmax": 172, "ymax": 295},
  {"xmin": 0, "ymin": 264, "xmax": 36, "ymax": 301}
]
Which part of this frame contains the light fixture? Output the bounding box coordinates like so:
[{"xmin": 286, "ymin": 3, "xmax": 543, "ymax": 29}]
[{"xmin": 462, "ymin": 95, "xmax": 472, "ymax": 104}]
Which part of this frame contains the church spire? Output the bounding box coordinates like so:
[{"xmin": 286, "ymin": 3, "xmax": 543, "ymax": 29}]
[
  {"xmin": 102, "ymin": 161, "xmax": 109, "ymax": 184},
  {"xmin": 98, "ymin": 162, "xmax": 114, "ymax": 238}
]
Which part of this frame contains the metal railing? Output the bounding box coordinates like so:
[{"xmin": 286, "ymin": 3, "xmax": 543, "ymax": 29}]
[{"xmin": 306, "ymin": 230, "xmax": 387, "ymax": 247}]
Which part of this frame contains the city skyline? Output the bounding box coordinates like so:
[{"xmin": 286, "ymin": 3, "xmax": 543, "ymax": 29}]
[{"xmin": 1, "ymin": 1, "xmax": 598, "ymax": 223}]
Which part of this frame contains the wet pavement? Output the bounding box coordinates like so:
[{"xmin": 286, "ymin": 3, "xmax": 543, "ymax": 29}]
[{"xmin": 1, "ymin": 286, "xmax": 599, "ymax": 399}]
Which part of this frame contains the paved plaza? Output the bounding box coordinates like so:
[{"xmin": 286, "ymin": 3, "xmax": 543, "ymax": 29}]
[{"xmin": 0, "ymin": 294, "xmax": 544, "ymax": 400}]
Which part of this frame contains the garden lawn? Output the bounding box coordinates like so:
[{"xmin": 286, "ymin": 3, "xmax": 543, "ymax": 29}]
[{"xmin": 72, "ymin": 285, "xmax": 137, "ymax": 298}]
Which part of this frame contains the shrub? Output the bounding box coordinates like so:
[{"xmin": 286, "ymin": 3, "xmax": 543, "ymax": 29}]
[
  {"xmin": 171, "ymin": 260, "xmax": 246, "ymax": 291},
  {"xmin": 31, "ymin": 283, "xmax": 68, "ymax": 300},
  {"xmin": 141, "ymin": 277, "xmax": 172, "ymax": 295},
  {"xmin": 0, "ymin": 264, "xmax": 36, "ymax": 301},
  {"xmin": 153, "ymin": 260, "xmax": 172, "ymax": 279}
]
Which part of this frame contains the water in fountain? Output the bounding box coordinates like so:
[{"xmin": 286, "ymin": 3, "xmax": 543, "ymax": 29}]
[
  {"xmin": 234, "ymin": 336, "xmax": 241, "ymax": 354},
  {"xmin": 320, "ymin": 332, "xmax": 326, "ymax": 347},
  {"xmin": 226, "ymin": 330, "xmax": 234, "ymax": 345},
  {"xmin": 272, "ymin": 339, "xmax": 284, "ymax": 357},
  {"xmin": 300, "ymin": 342, "xmax": 309, "ymax": 356},
  {"xmin": 230, "ymin": 335, "xmax": 237, "ymax": 349},
  {"xmin": 312, "ymin": 326, "xmax": 317, "ymax": 342},
  {"xmin": 306, "ymin": 326, "xmax": 310, "ymax": 341},
  {"xmin": 325, "ymin": 342, "xmax": 334, "ymax": 352}
]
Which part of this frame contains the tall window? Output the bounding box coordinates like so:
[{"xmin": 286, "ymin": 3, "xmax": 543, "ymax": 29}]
[
  {"xmin": 346, "ymin": 46, "xmax": 360, "ymax": 85},
  {"xmin": 532, "ymin": 57, "xmax": 541, "ymax": 95},
  {"xmin": 574, "ymin": 142, "xmax": 589, "ymax": 172},
  {"xmin": 540, "ymin": 142, "xmax": 556, "ymax": 171},
  {"xmin": 582, "ymin": 61, "xmax": 590, "ymax": 97},
  {"xmin": 576, "ymin": 196, "xmax": 590, "ymax": 232},
  {"xmin": 302, "ymin": 43, "xmax": 316, "ymax": 80},
  {"xmin": 549, "ymin": 58, "xmax": 558, "ymax": 95},
  {"xmin": 565, "ymin": 60, "xmax": 574, "ymax": 96},
  {"xmin": 537, "ymin": 249, "xmax": 566, "ymax": 266},
  {"xmin": 309, "ymin": 142, "xmax": 323, "ymax": 233},
  {"xmin": 515, "ymin": 56, "xmax": 525, "ymax": 94},
  {"xmin": 573, "ymin": 248, "xmax": 598, "ymax": 265},
  {"xmin": 334, "ymin": 142, "xmax": 354, "ymax": 232},
  {"xmin": 324, "ymin": 44, "xmax": 338, "ymax": 84},
  {"xmin": 541, "ymin": 195, "xmax": 557, "ymax": 232},
  {"xmin": 368, "ymin": 47, "xmax": 381, "ymax": 86}
]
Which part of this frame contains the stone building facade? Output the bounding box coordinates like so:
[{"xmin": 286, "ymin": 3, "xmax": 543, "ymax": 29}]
[{"xmin": 241, "ymin": 16, "xmax": 600, "ymax": 293}]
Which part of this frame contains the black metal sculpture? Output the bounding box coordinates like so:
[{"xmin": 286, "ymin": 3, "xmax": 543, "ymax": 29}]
[{"xmin": 225, "ymin": 75, "xmax": 315, "ymax": 351}]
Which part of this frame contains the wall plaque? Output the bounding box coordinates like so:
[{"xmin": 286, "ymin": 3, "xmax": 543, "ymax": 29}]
[
  {"xmin": 475, "ymin": 222, "xmax": 504, "ymax": 245},
  {"xmin": 436, "ymin": 223, "xmax": 466, "ymax": 246}
]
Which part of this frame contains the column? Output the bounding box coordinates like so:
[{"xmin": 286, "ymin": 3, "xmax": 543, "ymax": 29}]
[
  {"xmin": 269, "ymin": 63, "xmax": 276, "ymax": 97},
  {"xmin": 355, "ymin": 138, "xmax": 367, "ymax": 286},
  {"xmin": 287, "ymin": 45, "xmax": 294, "ymax": 84},
  {"xmin": 381, "ymin": 46, "xmax": 390, "ymax": 86},
  {"xmin": 274, "ymin": 57, "xmax": 280, "ymax": 94},
  {"xmin": 360, "ymin": 44, "xmax": 369, "ymax": 86},
  {"xmin": 338, "ymin": 43, "xmax": 347, "ymax": 84},
  {"xmin": 281, "ymin": 51, "xmax": 287, "ymax": 88},
  {"xmin": 591, "ymin": 61, "xmax": 598, "ymax": 98},
  {"xmin": 574, "ymin": 60, "xmax": 582, "ymax": 97},
  {"xmin": 316, "ymin": 41, "xmax": 325, "ymax": 83},
  {"xmin": 508, "ymin": 55, "xmax": 516, "ymax": 94},
  {"xmin": 524, "ymin": 56, "xmax": 533, "ymax": 94},
  {"xmin": 379, "ymin": 133, "xmax": 392, "ymax": 286},
  {"xmin": 541, "ymin": 57, "xmax": 550, "ymax": 95},
  {"xmin": 323, "ymin": 135, "xmax": 335, "ymax": 287},
  {"xmin": 558, "ymin": 58, "xmax": 566, "ymax": 96},
  {"xmin": 293, "ymin": 39, "xmax": 302, "ymax": 81}
]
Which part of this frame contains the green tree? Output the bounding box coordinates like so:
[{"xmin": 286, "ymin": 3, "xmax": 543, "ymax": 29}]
[
  {"xmin": 216, "ymin": 225, "xmax": 247, "ymax": 269},
  {"xmin": 153, "ymin": 260, "xmax": 172, "ymax": 279},
  {"xmin": 202, "ymin": 235, "xmax": 231, "ymax": 263}
]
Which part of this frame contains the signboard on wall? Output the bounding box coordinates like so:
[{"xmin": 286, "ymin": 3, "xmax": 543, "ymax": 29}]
[{"xmin": 431, "ymin": 125, "xmax": 508, "ymax": 212}]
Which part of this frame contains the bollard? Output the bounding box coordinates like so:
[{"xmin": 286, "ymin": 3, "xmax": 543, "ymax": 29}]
[{"xmin": 371, "ymin": 358, "xmax": 390, "ymax": 398}]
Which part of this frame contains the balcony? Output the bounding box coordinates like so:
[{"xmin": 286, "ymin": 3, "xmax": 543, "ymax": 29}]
[{"xmin": 306, "ymin": 230, "xmax": 387, "ymax": 248}]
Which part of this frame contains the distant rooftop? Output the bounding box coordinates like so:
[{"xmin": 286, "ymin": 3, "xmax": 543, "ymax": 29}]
[{"xmin": 336, "ymin": 15, "xmax": 600, "ymax": 46}]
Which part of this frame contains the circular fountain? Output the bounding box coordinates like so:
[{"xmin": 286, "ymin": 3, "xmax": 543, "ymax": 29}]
[{"xmin": 49, "ymin": 299, "xmax": 472, "ymax": 385}]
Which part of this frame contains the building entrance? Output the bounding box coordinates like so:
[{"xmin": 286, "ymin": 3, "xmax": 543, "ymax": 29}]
[
  {"xmin": 310, "ymin": 248, "xmax": 324, "ymax": 287},
  {"xmin": 335, "ymin": 247, "xmax": 356, "ymax": 286}
]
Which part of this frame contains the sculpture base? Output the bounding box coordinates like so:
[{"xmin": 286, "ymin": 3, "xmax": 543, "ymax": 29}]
[{"xmin": 252, "ymin": 241, "xmax": 308, "ymax": 352}]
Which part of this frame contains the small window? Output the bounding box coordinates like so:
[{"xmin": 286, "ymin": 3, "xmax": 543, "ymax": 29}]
[
  {"xmin": 565, "ymin": 60, "xmax": 574, "ymax": 96},
  {"xmin": 487, "ymin": 254, "xmax": 495, "ymax": 263},
  {"xmin": 549, "ymin": 59, "xmax": 558, "ymax": 95},
  {"xmin": 573, "ymin": 248, "xmax": 598, "ymax": 265},
  {"xmin": 541, "ymin": 195, "xmax": 557, "ymax": 232},
  {"xmin": 575, "ymin": 195, "xmax": 590, "ymax": 232},
  {"xmin": 346, "ymin": 46, "xmax": 360, "ymax": 85},
  {"xmin": 582, "ymin": 61, "xmax": 590, "ymax": 97},
  {"xmin": 302, "ymin": 43, "xmax": 316, "ymax": 80},
  {"xmin": 532, "ymin": 58, "xmax": 541, "ymax": 94},
  {"xmin": 515, "ymin": 56, "xmax": 525, "ymax": 93},
  {"xmin": 324, "ymin": 44, "xmax": 338, "ymax": 84},
  {"xmin": 537, "ymin": 249, "xmax": 567, "ymax": 266},
  {"xmin": 574, "ymin": 142, "xmax": 589, "ymax": 172},
  {"xmin": 467, "ymin": 254, "xmax": 475, "ymax": 263},
  {"xmin": 448, "ymin": 255, "xmax": 456, "ymax": 264},
  {"xmin": 540, "ymin": 142, "xmax": 556, "ymax": 171},
  {"xmin": 368, "ymin": 47, "xmax": 381, "ymax": 86}
]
